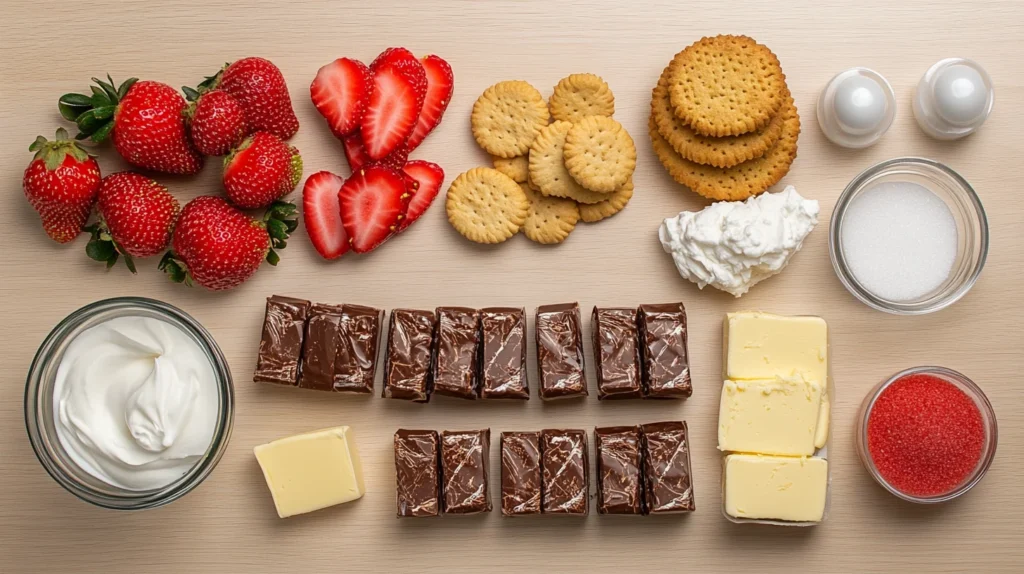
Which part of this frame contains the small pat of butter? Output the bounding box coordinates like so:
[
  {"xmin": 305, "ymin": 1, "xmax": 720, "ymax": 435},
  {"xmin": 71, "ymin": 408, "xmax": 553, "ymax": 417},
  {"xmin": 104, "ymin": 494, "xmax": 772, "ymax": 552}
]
[
  {"xmin": 814, "ymin": 393, "xmax": 830, "ymax": 449},
  {"xmin": 254, "ymin": 426, "xmax": 366, "ymax": 518},
  {"xmin": 718, "ymin": 375, "xmax": 823, "ymax": 456},
  {"xmin": 724, "ymin": 454, "xmax": 828, "ymax": 522},
  {"xmin": 725, "ymin": 312, "xmax": 828, "ymax": 383}
]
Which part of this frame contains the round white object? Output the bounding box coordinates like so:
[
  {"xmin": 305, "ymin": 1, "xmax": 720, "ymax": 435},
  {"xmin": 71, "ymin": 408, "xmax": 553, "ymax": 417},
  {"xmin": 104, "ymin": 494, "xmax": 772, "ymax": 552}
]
[
  {"xmin": 934, "ymin": 64, "xmax": 988, "ymax": 126},
  {"xmin": 834, "ymin": 75, "xmax": 888, "ymax": 135}
]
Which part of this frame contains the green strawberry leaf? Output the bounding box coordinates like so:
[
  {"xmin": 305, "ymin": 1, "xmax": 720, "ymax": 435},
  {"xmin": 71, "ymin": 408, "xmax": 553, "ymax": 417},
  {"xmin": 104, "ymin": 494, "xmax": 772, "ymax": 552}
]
[
  {"xmin": 28, "ymin": 135, "xmax": 48, "ymax": 153},
  {"xmin": 92, "ymin": 77, "xmax": 120, "ymax": 103},
  {"xmin": 116, "ymin": 78, "xmax": 138, "ymax": 100},
  {"xmin": 158, "ymin": 252, "xmax": 190, "ymax": 285},
  {"xmin": 59, "ymin": 93, "xmax": 94, "ymax": 107},
  {"xmin": 122, "ymin": 252, "xmax": 137, "ymax": 274},
  {"xmin": 266, "ymin": 218, "xmax": 288, "ymax": 241},
  {"xmin": 58, "ymin": 101, "xmax": 89, "ymax": 122},
  {"xmin": 86, "ymin": 235, "xmax": 115, "ymax": 262},
  {"xmin": 89, "ymin": 121, "xmax": 115, "ymax": 143},
  {"xmin": 181, "ymin": 86, "xmax": 202, "ymax": 101},
  {"xmin": 265, "ymin": 249, "xmax": 280, "ymax": 266},
  {"xmin": 91, "ymin": 106, "xmax": 116, "ymax": 121}
]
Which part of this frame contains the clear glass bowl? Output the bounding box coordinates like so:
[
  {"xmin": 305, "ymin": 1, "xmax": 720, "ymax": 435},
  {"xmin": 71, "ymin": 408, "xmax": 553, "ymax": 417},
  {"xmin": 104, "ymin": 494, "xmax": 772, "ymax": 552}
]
[
  {"xmin": 856, "ymin": 366, "xmax": 997, "ymax": 503},
  {"xmin": 24, "ymin": 297, "xmax": 234, "ymax": 510},
  {"xmin": 829, "ymin": 157, "xmax": 988, "ymax": 314}
]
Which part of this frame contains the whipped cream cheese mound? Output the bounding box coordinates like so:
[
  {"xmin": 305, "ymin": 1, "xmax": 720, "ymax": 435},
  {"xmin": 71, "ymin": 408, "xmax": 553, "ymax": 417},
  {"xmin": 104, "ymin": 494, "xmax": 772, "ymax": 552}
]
[{"xmin": 658, "ymin": 186, "xmax": 819, "ymax": 297}]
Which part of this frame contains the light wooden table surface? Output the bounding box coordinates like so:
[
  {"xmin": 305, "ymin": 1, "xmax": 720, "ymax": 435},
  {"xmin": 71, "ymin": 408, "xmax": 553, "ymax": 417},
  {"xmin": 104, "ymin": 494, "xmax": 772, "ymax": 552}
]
[{"xmin": 2, "ymin": 1, "xmax": 1022, "ymax": 572}]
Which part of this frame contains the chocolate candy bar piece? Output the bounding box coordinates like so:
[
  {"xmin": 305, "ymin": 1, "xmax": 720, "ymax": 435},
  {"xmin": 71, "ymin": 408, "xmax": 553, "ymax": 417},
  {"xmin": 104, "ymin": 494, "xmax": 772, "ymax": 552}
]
[
  {"xmin": 432, "ymin": 307, "xmax": 480, "ymax": 399},
  {"xmin": 382, "ymin": 309, "xmax": 436, "ymax": 402},
  {"xmin": 254, "ymin": 295, "xmax": 311, "ymax": 385},
  {"xmin": 638, "ymin": 303, "xmax": 692, "ymax": 398},
  {"xmin": 535, "ymin": 303, "xmax": 588, "ymax": 400},
  {"xmin": 595, "ymin": 426, "xmax": 645, "ymax": 514},
  {"xmin": 500, "ymin": 432, "xmax": 541, "ymax": 516},
  {"xmin": 333, "ymin": 304, "xmax": 383, "ymax": 394},
  {"xmin": 394, "ymin": 429, "xmax": 441, "ymax": 518},
  {"xmin": 297, "ymin": 303, "xmax": 345, "ymax": 391},
  {"xmin": 441, "ymin": 429, "xmax": 492, "ymax": 514},
  {"xmin": 541, "ymin": 429, "xmax": 589, "ymax": 515},
  {"xmin": 592, "ymin": 307, "xmax": 642, "ymax": 400},
  {"xmin": 641, "ymin": 421, "xmax": 695, "ymax": 513},
  {"xmin": 480, "ymin": 307, "xmax": 529, "ymax": 400}
]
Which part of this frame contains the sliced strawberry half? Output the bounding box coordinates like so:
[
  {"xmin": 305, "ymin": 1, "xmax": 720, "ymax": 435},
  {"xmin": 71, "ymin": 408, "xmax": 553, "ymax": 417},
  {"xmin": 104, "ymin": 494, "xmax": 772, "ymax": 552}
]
[
  {"xmin": 406, "ymin": 55, "xmax": 454, "ymax": 150},
  {"xmin": 303, "ymin": 171, "xmax": 349, "ymax": 259},
  {"xmin": 398, "ymin": 160, "xmax": 445, "ymax": 231},
  {"xmin": 342, "ymin": 131, "xmax": 371, "ymax": 172},
  {"xmin": 310, "ymin": 58, "xmax": 373, "ymax": 138},
  {"xmin": 338, "ymin": 165, "xmax": 409, "ymax": 253},
  {"xmin": 361, "ymin": 48, "xmax": 427, "ymax": 160}
]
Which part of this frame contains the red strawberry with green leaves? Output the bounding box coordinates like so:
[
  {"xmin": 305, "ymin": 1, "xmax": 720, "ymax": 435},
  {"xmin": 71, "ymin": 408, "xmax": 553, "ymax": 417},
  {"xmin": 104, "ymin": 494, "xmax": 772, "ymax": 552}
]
[
  {"xmin": 339, "ymin": 166, "xmax": 409, "ymax": 253},
  {"xmin": 405, "ymin": 55, "xmax": 454, "ymax": 150},
  {"xmin": 361, "ymin": 48, "xmax": 426, "ymax": 160},
  {"xmin": 22, "ymin": 128, "xmax": 101, "ymax": 244},
  {"xmin": 223, "ymin": 131, "xmax": 303, "ymax": 209},
  {"xmin": 86, "ymin": 172, "xmax": 180, "ymax": 273},
  {"xmin": 398, "ymin": 160, "xmax": 444, "ymax": 231},
  {"xmin": 183, "ymin": 87, "xmax": 247, "ymax": 156},
  {"xmin": 160, "ymin": 197, "xmax": 297, "ymax": 291},
  {"xmin": 201, "ymin": 57, "xmax": 299, "ymax": 140},
  {"xmin": 59, "ymin": 77, "xmax": 203, "ymax": 174},
  {"xmin": 302, "ymin": 171, "xmax": 349, "ymax": 259},
  {"xmin": 310, "ymin": 58, "xmax": 372, "ymax": 138}
]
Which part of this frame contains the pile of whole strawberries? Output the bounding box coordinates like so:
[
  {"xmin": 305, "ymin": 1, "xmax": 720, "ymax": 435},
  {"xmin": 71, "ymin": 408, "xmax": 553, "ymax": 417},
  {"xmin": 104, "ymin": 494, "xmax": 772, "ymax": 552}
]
[{"xmin": 23, "ymin": 57, "xmax": 302, "ymax": 290}]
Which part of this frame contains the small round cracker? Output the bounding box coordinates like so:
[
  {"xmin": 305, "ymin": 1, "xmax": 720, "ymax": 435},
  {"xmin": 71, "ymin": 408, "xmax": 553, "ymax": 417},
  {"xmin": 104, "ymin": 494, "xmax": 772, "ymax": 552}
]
[
  {"xmin": 649, "ymin": 95, "xmax": 800, "ymax": 201},
  {"xmin": 563, "ymin": 115, "xmax": 636, "ymax": 193},
  {"xmin": 667, "ymin": 35, "xmax": 786, "ymax": 137},
  {"xmin": 579, "ymin": 178, "xmax": 634, "ymax": 223},
  {"xmin": 446, "ymin": 167, "xmax": 529, "ymax": 244},
  {"xmin": 521, "ymin": 183, "xmax": 579, "ymax": 244},
  {"xmin": 472, "ymin": 81, "xmax": 550, "ymax": 158},
  {"xmin": 652, "ymin": 64, "xmax": 785, "ymax": 168},
  {"xmin": 528, "ymin": 120, "xmax": 611, "ymax": 204},
  {"xmin": 492, "ymin": 154, "xmax": 529, "ymax": 183},
  {"xmin": 549, "ymin": 73, "xmax": 615, "ymax": 123}
]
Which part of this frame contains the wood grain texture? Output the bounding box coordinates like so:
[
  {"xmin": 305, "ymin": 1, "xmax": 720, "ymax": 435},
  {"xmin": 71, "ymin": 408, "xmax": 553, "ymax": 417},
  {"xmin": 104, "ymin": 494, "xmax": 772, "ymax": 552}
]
[{"xmin": 1, "ymin": 0, "xmax": 1023, "ymax": 572}]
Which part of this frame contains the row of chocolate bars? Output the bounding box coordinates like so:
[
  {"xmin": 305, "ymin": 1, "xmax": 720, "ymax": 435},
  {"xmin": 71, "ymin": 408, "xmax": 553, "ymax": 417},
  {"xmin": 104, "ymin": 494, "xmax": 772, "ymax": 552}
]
[
  {"xmin": 395, "ymin": 423, "xmax": 694, "ymax": 517},
  {"xmin": 253, "ymin": 295, "xmax": 692, "ymax": 401}
]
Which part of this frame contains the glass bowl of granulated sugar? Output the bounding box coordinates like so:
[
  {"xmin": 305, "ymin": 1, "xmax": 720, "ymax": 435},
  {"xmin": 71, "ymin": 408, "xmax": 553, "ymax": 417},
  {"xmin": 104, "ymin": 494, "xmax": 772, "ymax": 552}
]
[{"xmin": 829, "ymin": 157, "xmax": 988, "ymax": 315}]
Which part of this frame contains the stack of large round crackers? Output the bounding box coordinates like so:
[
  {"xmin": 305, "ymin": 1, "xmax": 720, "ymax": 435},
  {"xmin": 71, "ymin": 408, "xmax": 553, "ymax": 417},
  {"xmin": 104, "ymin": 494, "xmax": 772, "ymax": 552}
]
[
  {"xmin": 446, "ymin": 74, "xmax": 637, "ymax": 245},
  {"xmin": 649, "ymin": 35, "xmax": 800, "ymax": 201}
]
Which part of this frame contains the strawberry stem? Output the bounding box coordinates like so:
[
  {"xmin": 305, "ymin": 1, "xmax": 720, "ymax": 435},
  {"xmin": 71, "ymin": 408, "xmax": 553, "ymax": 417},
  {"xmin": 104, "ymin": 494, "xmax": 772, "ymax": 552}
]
[
  {"xmin": 158, "ymin": 252, "xmax": 192, "ymax": 286},
  {"xmin": 262, "ymin": 200, "xmax": 297, "ymax": 265},
  {"xmin": 59, "ymin": 76, "xmax": 138, "ymax": 143},
  {"xmin": 84, "ymin": 221, "xmax": 137, "ymax": 274}
]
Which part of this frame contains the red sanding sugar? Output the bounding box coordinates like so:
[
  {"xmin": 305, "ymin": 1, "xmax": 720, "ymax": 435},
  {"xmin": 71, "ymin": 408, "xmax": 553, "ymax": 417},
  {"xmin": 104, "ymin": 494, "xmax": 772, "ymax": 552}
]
[{"xmin": 867, "ymin": 373, "xmax": 985, "ymax": 496}]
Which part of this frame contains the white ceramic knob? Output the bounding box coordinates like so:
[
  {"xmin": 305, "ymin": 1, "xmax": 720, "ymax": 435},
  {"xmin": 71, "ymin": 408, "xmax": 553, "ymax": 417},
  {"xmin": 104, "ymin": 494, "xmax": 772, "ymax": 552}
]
[
  {"xmin": 913, "ymin": 58, "xmax": 993, "ymax": 140},
  {"xmin": 817, "ymin": 68, "xmax": 896, "ymax": 149}
]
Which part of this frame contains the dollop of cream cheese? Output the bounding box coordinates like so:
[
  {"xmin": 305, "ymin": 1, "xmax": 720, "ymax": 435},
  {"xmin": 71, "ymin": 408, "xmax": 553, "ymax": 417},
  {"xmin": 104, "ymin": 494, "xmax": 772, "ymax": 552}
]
[
  {"xmin": 658, "ymin": 186, "xmax": 819, "ymax": 297},
  {"xmin": 53, "ymin": 315, "xmax": 219, "ymax": 491}
]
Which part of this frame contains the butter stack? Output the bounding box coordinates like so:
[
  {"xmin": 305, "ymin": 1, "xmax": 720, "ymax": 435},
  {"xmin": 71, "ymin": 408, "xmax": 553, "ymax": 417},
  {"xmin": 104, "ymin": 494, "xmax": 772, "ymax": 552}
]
[{"xmin": 718, "ymin": 312, "xmax": 830, "ymax": 523}]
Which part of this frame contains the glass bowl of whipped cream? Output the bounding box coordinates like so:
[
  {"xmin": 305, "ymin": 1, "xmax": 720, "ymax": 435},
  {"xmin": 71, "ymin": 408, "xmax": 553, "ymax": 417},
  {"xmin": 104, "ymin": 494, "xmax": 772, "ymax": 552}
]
[{"xmin": 25, "ymin": 297, "xmax": 234, "ymax": 510}]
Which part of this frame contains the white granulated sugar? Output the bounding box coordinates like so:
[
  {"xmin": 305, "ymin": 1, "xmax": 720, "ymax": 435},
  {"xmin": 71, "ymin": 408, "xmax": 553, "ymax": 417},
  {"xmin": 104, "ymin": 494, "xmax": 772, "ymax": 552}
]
[{"xmin": 841, "ymin": 181, "xmax": 958, "ymax": 302}]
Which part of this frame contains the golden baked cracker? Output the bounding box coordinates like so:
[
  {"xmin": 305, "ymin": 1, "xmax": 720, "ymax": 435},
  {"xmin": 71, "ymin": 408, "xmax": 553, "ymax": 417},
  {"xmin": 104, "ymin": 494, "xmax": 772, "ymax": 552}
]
[
  {"xmin": 549, "ymin": 73, "xmax": 615, "ymax": 123},
  {"xmin": 667, "ymin": 35, "xmax": 786, "ymax": 137},
  {"xmin": 649, "ymin": 96, "xmax": 800, "ymax": 201},
  {"xmin": 521, "ymin": 183, "xmax": 579, "ymax": 244},
  {"xmin": 579, "ymin": 178, "xmax": 634, "ymax": 223},
  {"xmin": 528, "ymin": 120, "xmax": 611, "ymax": 204},
  {"xmin": 472, "ymin": 81, "xmax": 550, "ymax": 158},
  {"xmin": 445, "ymin": 167, "xmax": 529, "ymax": 244},
  {"xmin": 652, "ymin": 64, "xmax": 785, "ymax": 168},
  {"xmin": 562, "ymin": 115, "xmax": 636, "ymax": 193},
  {"xmin": 492, "ymin": 154, "xmax": 529, "ymax": 183}
]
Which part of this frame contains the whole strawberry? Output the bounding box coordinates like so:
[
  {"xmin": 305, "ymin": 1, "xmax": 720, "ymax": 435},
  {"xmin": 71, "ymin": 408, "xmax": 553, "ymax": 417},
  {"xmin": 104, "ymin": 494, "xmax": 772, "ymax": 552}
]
[
  {"xmin": 184, "ymin": 87, "xmax": 247, "ymax": 156},
  {"xmin": 86, "ymin": 172, "xmax": 180, "ymax": 273},
  {"xmin": 201, "ymin": 57, "xmax": 299, "ymax": 140},
  {"xmin": 160, "ymin": 197, "xmax": 296, "ymax": 291},
  {"xmin": 59, "ymin": 76, "xmax": 203, "ymax": 174},
  {"xmin": 223, "ymin": 132, "xmax": 302, "ymax": 209},
  {"xmin": 22, "ymin": 128, "xmax": 101, "ymax": 243}
]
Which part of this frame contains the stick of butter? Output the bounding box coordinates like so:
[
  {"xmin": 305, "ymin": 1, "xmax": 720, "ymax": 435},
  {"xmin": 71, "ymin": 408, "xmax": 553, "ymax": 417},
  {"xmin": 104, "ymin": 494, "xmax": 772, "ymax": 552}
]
[
  {"xmin": 718, "ymin": 375, "xmax": 824, "ymax": 456},
  {"xmin": 725, "ymin": 312, "xmax": 827, "ymax": 383},
  {"xmin": 724, "ymin": 454, "xmax": 828, "ymax": 522},
  {"xmin": 254, "ymin": 426, "xmax": 366, "ymax": 518}
]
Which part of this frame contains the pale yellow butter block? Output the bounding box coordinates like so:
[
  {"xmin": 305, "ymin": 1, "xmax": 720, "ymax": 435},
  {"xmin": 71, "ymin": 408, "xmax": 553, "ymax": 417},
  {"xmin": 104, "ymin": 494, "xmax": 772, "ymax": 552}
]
[
  {"xmin": 718, "ymin": 375, "xmax": 824, "ymax": 456},
  {"xmin": 724, "ymin": 454, "xmax": 828, "ymax": 522},
  {"xmin": 254, "ymin": 426, "xmax": 366, "ymax": 518},
  {"xmin": 814, "ymin": 393, "xmax": 831, "ymax": 449},
  {"xmin": 725, "ymin": 312, "xmax": 828, "ymax": 383}
]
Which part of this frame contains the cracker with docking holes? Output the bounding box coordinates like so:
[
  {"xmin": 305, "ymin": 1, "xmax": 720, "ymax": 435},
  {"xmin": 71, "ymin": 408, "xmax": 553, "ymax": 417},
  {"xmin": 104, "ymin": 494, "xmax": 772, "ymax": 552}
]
[
  {"xmin": 667, "ymin": 35, "xmax": 786, "ymax": 137},
  {"xmin": 563, "ymin": 115, "xmax": 636, "ymax": 193},
  {"xmin": 472, "ymin": 81, "xmax": 550, "ymax": 158},
  {"xmin": 492, "ymin": 154, "xmax": 529, "ymax": 183},
  {"xmin": 521, "ymin": 183, "xmax": 579, "ymax": 244},
  {"xmin": 652, "ymin": 65, "xmax": 785, "ymax": 168},
  {"xmin": 446, "ymin": 167, "xmax": 529, "ymax": 244},
  {"xmin": 549, "ymin": 73, "xmax": 615, "ymax": 123},
  {"xmin": 579, "ymin": 177, "xmax": 633, "ymax": 223},
  {"xmin": 648, "ymin": 94, "xmax": 800, "ymax": 201},
  {"xmin": 528, "ymin": 120, "xmax": 611, "ymax": 204}
]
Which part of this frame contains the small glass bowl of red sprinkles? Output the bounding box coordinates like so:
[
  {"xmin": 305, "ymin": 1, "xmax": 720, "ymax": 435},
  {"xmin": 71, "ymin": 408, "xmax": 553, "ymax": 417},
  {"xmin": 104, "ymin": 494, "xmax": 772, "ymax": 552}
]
[{"xmin": 857, "ymin": 366, "xmax": 997, "ymax": 503}]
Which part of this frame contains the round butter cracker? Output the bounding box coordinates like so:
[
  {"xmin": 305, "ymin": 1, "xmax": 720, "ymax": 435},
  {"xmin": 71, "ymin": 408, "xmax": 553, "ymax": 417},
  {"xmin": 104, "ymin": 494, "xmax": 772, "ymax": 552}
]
[
  {"xmin": 528, "ymin": 120, "xmax": 611, "ymax": 204},
  {"xmin": 471, "ymin": 81, "xmax": 550, "ymax": 158},
  {"xmin": 579, "ymin": 178, "xmax": 634, "ymax": 223},
  {"xmin": 563, "ymin": 115, "xmax": 636, "ymax": 193},
  {"xmin": 521, "ymin": 183, "xmax": 579, "ymax": 244},
  {"xmin": 549, "ymin": 73, "xmax": 615, "ymax": 123},
  {"xmin": 492, "ymin": 154, "xmax": 529, "ymax": 183},
  {"xmin": 446, "ymin": 167, "xmax": 529, "ymax": 244}
]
